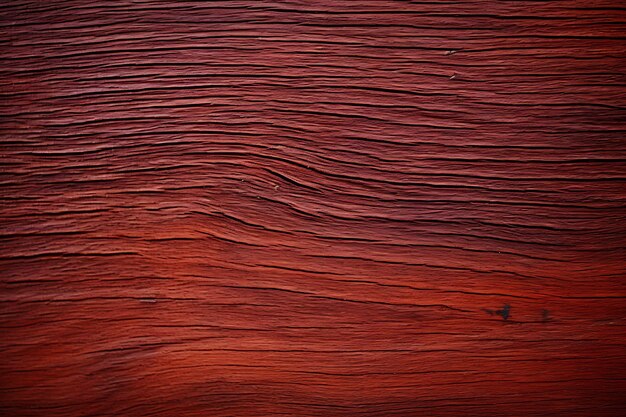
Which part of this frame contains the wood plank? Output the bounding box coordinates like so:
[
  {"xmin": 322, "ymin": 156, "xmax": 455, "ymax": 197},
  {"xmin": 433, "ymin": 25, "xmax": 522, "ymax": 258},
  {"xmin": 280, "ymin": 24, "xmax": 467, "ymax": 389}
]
[{"xmin": 1, "ymin": 1, "xmax": 625, "ymax": 415}]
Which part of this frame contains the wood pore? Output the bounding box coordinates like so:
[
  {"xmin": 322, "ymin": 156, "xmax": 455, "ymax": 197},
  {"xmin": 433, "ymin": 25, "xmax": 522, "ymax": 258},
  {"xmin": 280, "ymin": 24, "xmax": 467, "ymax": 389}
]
[{"xmin": 1, "ymin": 1, "xmax": 626, "ymax": 416}]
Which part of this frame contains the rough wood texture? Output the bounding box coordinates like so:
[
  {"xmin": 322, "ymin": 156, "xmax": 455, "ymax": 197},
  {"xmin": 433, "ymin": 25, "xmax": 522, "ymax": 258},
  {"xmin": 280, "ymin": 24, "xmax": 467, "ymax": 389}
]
[{"xmin": 1, "ymin": 1, "xmax": 626, "ymax": 416}]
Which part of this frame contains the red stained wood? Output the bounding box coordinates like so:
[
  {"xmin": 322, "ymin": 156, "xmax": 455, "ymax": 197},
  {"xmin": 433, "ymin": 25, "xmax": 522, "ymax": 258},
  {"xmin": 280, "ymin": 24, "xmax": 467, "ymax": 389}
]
[{"xmin": 1, "ymin": 1, "xmax": 626, "ymax": 416}]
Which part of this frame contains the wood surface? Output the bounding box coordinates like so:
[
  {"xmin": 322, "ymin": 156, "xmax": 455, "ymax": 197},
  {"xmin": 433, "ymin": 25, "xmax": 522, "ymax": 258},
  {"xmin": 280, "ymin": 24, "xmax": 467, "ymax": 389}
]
[{"xmin": 1, "ymin": 1, "xmax": 626, "ymax": 416}]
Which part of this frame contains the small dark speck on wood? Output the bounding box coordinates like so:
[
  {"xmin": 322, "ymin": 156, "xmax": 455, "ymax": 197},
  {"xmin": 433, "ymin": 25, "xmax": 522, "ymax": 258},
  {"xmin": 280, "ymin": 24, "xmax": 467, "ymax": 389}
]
[
  {"xmin": 484, "ymin": 304, "xmax": 511, "ymax": 321},
  {"xmin": 496, "ymin": 304, "xmax": 511, "ymax": 321}
]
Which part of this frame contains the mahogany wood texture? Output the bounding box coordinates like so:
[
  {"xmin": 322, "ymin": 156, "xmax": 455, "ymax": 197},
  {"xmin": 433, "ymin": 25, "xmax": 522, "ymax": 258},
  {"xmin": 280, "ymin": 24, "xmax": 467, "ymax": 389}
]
[{"xmin": 1, "ymin": 1, "xmax": 626, "ymax": 416}]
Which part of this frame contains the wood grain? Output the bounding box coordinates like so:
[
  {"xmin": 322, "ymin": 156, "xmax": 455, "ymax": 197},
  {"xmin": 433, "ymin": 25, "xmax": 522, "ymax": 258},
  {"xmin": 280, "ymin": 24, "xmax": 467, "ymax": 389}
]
[{"xmin": 1, "ymin": 1, "xmax": 626, "ymax": 416}]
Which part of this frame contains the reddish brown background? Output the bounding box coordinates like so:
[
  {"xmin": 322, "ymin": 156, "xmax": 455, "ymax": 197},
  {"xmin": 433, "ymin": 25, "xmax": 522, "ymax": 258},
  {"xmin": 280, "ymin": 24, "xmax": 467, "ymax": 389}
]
[{"xmin": 1, "ymin": 1, "xmax": 626, "ymax": 416}]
